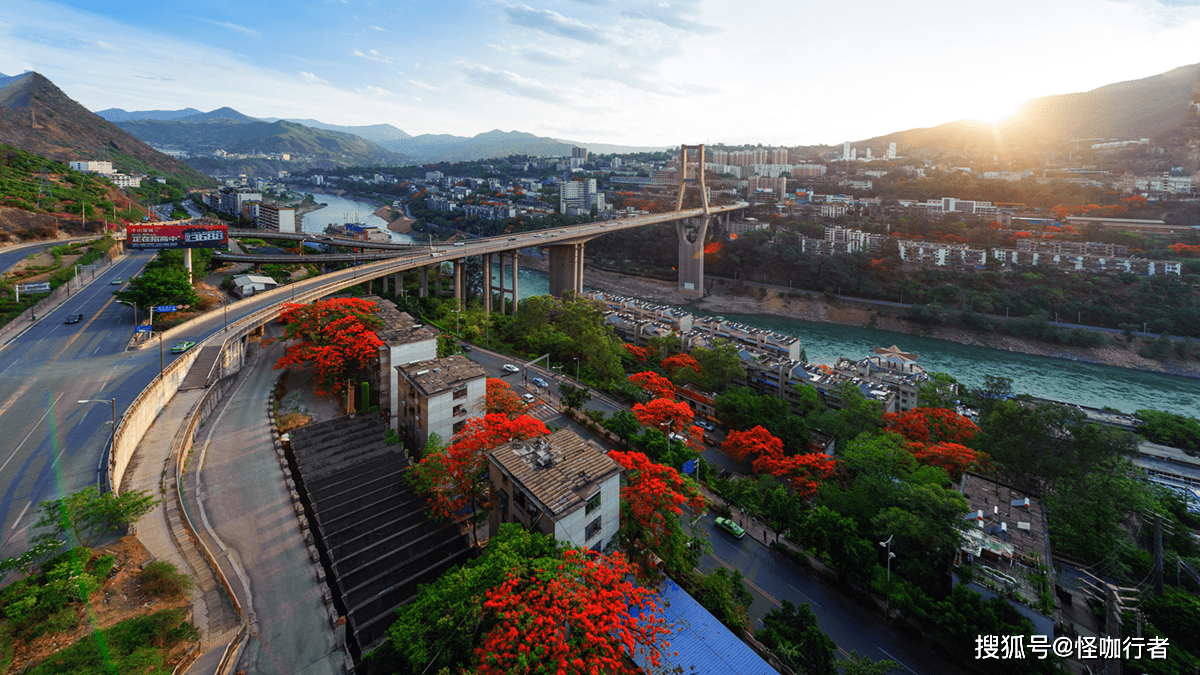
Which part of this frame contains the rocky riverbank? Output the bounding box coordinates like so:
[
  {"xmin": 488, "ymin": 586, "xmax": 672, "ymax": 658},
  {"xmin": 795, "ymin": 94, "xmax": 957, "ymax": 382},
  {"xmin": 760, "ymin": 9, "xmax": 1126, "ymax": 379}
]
[
  {"xmin": 373, "ymin": 205, "xmax": 415, "ymax": 234},
  {"xmin": 520, "ymin": 255, "xmax": 1200, "ymax": 379}
]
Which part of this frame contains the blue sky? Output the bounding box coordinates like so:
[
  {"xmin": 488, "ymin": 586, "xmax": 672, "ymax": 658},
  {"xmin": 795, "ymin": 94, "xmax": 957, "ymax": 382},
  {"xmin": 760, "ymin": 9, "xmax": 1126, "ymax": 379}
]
[{"xmin": 3, "ymin": 0, "xmax": 1200, "ymax": 147}]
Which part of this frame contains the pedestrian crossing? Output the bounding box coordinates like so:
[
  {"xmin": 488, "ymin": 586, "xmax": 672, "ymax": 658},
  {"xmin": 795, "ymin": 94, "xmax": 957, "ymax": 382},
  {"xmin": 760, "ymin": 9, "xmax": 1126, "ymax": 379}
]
[{"xmin": 526, "ymin": 403, "xmax": 560, "ymax": 423}]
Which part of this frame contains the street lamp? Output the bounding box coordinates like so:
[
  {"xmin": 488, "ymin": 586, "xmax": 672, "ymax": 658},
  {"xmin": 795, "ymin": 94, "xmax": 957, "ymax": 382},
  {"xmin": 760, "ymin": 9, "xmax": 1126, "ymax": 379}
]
[
  {"xmin": 78, "ymin": 398, "xmax": 116, "ymax": 487},
  {"xmin": 880, "ymin": 535, "xmax": 896, "ymax": 615},
  {"xmin": 573, "ymin": 357, "xmax": 579, "ymax": 381}
]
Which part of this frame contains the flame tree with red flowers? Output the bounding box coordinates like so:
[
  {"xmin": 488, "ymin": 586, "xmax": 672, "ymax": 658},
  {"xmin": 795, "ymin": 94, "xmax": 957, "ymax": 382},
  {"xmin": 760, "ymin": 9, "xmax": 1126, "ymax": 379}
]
[
  {"xmin": 628, "ymin": 371, "xmax": 675, "ymax": 400},
  {"xmin": 409, "ymin": 413, "xmax": 549, "ymax": 545},
  {"xmin": 483, "ymin": 377, "xmax": 527, "ymax": 417},
  {"xmin": 883, "ymin": 407, "xmax": 984, "ymax": 480},
  {"xmin": 609, "ymin": 449, "xmax": 708, "ymax": 578},
  {"xmin": 722, "ymin": 426, "xmax": 836, "ymax": 500},
  {"xmin": 475, "ymin": 540, "xmax": 673, "ymax": 675},
  {"xmin": 270, "ymin": 298, "xmax": 383, "ymax": 398},
  {"xmin": 624, "ymin": 344, "xmax": 650, "ymax": 362},
  {"xmin": 633, "ymin": 398, "xmax": 704, "ymax": 455},
  {"xmin": 661, "ymin": 353, "xmax": 701, "ymax": 380}
]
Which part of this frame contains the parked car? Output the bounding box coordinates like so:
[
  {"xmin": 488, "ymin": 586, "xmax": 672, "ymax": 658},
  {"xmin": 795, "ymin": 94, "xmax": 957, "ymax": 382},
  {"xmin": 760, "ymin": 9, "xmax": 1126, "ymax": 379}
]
[
  {"xmin": 64, "ymin": 313, "xmax": 83, "ymax": 324},
  {"xmin": 170, "ymin": 341, "xmax": 197, "ymax": 354},
  {"xmin": 532, "ymin": 377, "xmax": 548, "ymax": 388},
  {"xmin": 521, "ymin": 393, "xmax": 536, "ymax": 404},
  {"xmin": 502, "ymin": 363, "xmax": 520, "ymax": 373},
  {"xmin": 508, "ymin": 237, "xmax": 517, "ymax": 241},
  {"xmin": 696, "ymin": 420, "xmax": 715, "ymax": 431},
  {"xmin": 714, "ymin": 516, "xmax": 746, "ymax": 539}
]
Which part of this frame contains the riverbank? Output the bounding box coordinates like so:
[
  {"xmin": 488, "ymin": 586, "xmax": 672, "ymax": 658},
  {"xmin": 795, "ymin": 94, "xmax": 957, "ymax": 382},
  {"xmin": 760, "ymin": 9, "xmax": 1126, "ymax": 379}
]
[
  {"xmin": 373, "ymin": 205, "xmax": 415, "ymax": 234},
  {"xmin": 520, "ymin": 255, "xmax": 1200, "ymax": 379}
]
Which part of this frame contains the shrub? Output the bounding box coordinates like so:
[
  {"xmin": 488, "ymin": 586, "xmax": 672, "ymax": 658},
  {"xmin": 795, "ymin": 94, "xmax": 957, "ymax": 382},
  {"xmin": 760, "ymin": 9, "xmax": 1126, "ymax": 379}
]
[
  {"xmin": 138, "ymin": 561, "xmax": 193, "ymax": 600},
  {"xmin": 87, "ymin": 553, "xmax": 116, "ymax": 580}
]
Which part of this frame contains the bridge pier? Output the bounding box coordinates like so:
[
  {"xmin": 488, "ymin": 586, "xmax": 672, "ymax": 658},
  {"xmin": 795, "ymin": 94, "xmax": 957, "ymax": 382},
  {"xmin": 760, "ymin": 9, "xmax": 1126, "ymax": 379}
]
[
  {"xmin": 489, "ymin": 251, "xmax": 519, "ymax": 314},
  {"xmin": 483, "ymin": 254, "xmax": 493, "ymax": 314},
  {"xmin": 394, "ymin": 272, "xmax": 402, "ymax": 298},
  {"xmin": 547, "ymin": 242, "xmax": 584, "ymax": 298},
  {"xmin": 453, "ymin": 260, "xmax": 464, "ymax": 309},
  {"xmin": 419, "ymin": 266, "xmax": 428, "ymax": 298},
  {"xmin": 677, "ymin": 216, "xmax": 710, "ymax": 298}
]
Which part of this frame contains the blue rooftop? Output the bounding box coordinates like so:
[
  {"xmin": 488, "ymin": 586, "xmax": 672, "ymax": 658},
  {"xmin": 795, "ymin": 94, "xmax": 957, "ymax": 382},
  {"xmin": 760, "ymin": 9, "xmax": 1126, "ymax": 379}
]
[{"xmin": 634, "ymin": 577, "xmax": 776, "ymax": 675}]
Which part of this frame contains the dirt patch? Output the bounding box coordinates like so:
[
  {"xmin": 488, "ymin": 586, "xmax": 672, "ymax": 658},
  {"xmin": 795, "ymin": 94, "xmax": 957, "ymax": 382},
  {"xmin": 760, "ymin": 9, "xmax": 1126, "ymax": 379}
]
[
  {"xmin": 374, "ymin": 205, "xmax": 415, "ymax": 234},
  {"xmin": 276, "ymin": 366, "xmax": 344, "ymax": 426},
  {"xmin": 6, "ymin": 536, "xmax": 196, "ymax": 674}
]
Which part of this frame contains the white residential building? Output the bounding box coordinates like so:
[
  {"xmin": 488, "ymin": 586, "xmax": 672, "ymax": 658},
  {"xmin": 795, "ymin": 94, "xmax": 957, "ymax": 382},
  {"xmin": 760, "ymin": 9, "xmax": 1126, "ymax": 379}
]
[
  {"xmin": 257, "ymin": 204, "xmax": 296, "ymax": 233},
  {"xmin": 397, "ymin": 355, "xmax": 486, "ymax": 452}
]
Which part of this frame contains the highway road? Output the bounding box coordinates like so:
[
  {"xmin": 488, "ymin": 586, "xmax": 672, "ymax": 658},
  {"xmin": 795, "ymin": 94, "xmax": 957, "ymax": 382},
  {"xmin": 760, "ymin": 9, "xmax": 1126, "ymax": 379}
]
[{"xmin": 0, "ymin": 251, "xmax": 157, "ymax": 558}]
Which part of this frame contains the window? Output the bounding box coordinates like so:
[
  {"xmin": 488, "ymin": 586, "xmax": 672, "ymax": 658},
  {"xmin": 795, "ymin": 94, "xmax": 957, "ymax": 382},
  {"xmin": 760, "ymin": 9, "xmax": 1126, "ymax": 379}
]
[
  {"xmin": 452, "ymin": 404, "xmax": 466, "ymax": 417},
  {"xmin": 585, "ymin": 492, "xmax": 601, "ymax": 515},
  {"xmin": 453, "ymin": 386, "xmax": 468, "ymax": 400},
  {"xmin": 453, "ymin": 420, "xmax": 466, "ymax": 434},
  {"xmin": 585, "ymin": 516, "xmax": 602, "ymax": 540}
]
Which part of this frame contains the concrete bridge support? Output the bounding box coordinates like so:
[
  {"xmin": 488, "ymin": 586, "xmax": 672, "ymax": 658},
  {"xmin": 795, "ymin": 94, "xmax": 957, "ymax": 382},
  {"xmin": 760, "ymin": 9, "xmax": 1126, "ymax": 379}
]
[
  {"xmin": 547, "ymin": 242, "xmax": 585, "ymax": 298},
  {"xmin": 419, "ymin": 266, "xmax": 429, "ymax": 298},
  {"xmin": 483, "ymin": 254, "xmax": 493, "ymax": 314},
  {"xmin": 453, "ymin": 260, "xmax": 464, "ymax": 309},
  {"xmin": 676, "ymin": 216, "xmax": 710, "ymax": 298},
  {"xmin": 489, "ymin": 251, "xmax": 520, "ymax": 314}
]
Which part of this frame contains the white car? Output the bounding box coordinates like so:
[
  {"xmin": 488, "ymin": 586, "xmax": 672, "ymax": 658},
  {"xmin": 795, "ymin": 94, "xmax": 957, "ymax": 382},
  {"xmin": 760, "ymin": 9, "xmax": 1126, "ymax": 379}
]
[
  {"xmin": 521, "ymin": 393, "xmax": 536, "ymax": 404},
  {"xmin": 502, "ymin": 364, "xmax": 520, "ymax": 373}
]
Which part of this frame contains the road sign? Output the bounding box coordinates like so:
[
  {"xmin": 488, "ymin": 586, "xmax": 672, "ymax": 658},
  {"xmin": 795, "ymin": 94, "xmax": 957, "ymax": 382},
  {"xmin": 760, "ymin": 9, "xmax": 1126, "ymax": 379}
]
[
  {"xmin": 18, "ymin": 282, "xmax": 51, "ymax": 293},
  {"xmin": 681, "ymin": 459, "xmax": 696, "ymax": 475},
  {"xmin": 154, "ymin": 305, "xmax": 189, "ymax": 313},
  {"xmin": 135, "ymin": 325, "xmax": 152, "ymax": 333}
]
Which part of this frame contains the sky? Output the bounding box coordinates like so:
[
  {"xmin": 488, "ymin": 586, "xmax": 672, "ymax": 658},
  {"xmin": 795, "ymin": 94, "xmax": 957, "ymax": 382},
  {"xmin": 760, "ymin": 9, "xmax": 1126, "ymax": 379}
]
[{"xmin": 3, "ymin": 0, "xmax": 1200, "ymax": 148}]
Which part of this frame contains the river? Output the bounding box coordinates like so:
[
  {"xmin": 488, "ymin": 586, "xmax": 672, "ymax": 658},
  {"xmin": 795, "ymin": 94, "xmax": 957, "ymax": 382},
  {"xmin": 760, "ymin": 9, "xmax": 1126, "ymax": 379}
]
[
  {"xmin": 503, "ymin": 266, "xmax": 1196, "ymax": 417},
  {"xmin": 300, "ymin": 193, "xmax": 415, "ymax": 244}
]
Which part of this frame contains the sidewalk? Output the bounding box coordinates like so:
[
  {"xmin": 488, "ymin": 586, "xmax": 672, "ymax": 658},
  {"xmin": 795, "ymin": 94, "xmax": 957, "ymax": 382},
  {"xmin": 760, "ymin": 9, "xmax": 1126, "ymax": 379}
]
[{"xmin": 121, "ymin": 388, "xmax": 242, "ymax": 662}]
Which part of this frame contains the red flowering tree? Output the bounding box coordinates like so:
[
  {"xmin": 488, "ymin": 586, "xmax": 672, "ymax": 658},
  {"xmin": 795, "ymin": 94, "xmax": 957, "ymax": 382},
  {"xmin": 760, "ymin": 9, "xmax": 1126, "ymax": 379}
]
[
  {"xmin": 883, "ymin": 407, "xmax": 983, "ymax": 479},
  {"xmin": 912, "ymin": 442, "xmax": 982, "ymax": 480},
  {"xmin": 476, "ymin": 546, "xmax": 672, "ymax": 675},
  {"xmin": 753, "ymin": 453, "xmax": 838, "ymax": 501},
  {"xmin": 609, "ymin": 450, "xmax": 707, "ymax": 578},
  {"xmin": 661, "ymin": 353, "xmax": 701, "ymax": 379},
  {"xmin": 628, "ymin": 371, "xmax": 675, "ymax": 400},
  {"xmin": 484, "ymin": 377, "xmax": 527, "ymax": 417},
  {"xmin": 271, "ymin": 298, "xmax": 383, "ymax": 397},
  {"xmin": 632, "ymin": 398, "xmax": 693, "ymax": 434},
  {"xmin": 721, "ymin": 426, "xmax": 784, "ymax": 464},
  {"xmin": 883, "ymin": 407, "xmax": 977, "ymax": 444},
  {"xmin": 410, "ymin": 413, "xmax": 549, "ymax": 545},
  {"xmin": 624, "ymin": 344, "xmax": 650, "ymax": 362}
]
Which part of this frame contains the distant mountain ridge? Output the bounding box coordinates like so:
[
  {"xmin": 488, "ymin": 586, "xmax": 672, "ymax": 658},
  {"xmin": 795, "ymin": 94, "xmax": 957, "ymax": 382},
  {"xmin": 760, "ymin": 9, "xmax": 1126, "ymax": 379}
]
[
  {"xmin": 854, "ymin": 62, "xmax": 1200, "ymax": 158},
  {"xmin": 260, "ymin": 118, "xmax": 413, "ymax": 144},
  {"xmin": 0, "ymin": 72, "xmax": 213, "ymax": 187},
  {"xmin": 95, "ymin": 107, "xmax": 202, "ymax": 122}
]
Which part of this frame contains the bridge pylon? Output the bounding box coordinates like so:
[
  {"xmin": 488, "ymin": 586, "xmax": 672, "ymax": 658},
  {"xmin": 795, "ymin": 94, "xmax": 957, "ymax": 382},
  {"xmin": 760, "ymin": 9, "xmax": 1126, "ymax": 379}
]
[{"xmin": 675, "ymin": 144, "xmax": 710, "ymax": 298}]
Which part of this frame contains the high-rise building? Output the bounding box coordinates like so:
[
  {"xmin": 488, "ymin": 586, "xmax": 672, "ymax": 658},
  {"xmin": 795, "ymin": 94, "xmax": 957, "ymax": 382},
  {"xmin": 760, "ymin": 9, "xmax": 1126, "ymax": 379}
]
[
  {"xmin": 571, "ymin": 147, "xmax": 589, "ymax": 161},
  {"xmin": 257, "ymin": 204, "xmax": 296, "ymax": 233},
  {"xmin": 560, "ymin": 178, "xmax": 598, "ymax": 214},
  {"xmin": 843, "ymin": 142, "xmax": 851, "ymax": 160},
  {"xmin": 888, "ymin": 142, "xmax": 897, "ymax": 160}
]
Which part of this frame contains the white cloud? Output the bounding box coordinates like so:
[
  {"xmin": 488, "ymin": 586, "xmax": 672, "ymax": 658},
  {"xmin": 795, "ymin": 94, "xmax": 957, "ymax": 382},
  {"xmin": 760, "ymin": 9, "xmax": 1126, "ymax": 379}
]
[
  {"xmin": 76, "ymin": 38, "xmax": 125, "ymax": 53},
  {"xmin": 300, "ymin": 71, "xmax": 325, "ymax": 84},
  {"xmin": 369, "ymin": 25, "xmax": 386, "ymax": 31},
  {"xmin": 408, "ymin": 79, "xmax": 438, "ymax": 91},
  {"xmin": 198, "ymin": 18, "xmax": 262, "ymax": 40},
  {"xmin": 501, "ymin": 4, "xmax": 612, "ymax": 44},
  {"xmin": 462, "ymin": 64, "xmax": 568, "ymax": 104},
  {"xmin": 359, "ymin": 85, "xmax": 394, "ymax": 97},
  {"xmin": 351, "ymin": 49, "xmax": 392, "ymax": 64}
]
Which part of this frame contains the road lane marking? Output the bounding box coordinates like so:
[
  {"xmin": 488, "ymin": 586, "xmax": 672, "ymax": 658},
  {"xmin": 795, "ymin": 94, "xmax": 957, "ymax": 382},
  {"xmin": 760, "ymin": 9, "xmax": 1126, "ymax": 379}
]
[
  {"xmin": 10, "ymin": 501, "xmax": 31, "ymax": 530},
  {"xmin": 711, "ymin": 553, "xmax": 781, "ymax": 607},
  {"xmin": 0, "ymin": 392, "xmax": 66, "ymax": 476},
  {"xmin": 786, "ymin": 583, "xmax": 823, "ymax": 608},
  {"xmin": 51, "ymin": 292, "xmax": 121, "ymax": 362},
  {"xmin": 877, "ymin": 647, "xmax": 919, "ymax": 674}
]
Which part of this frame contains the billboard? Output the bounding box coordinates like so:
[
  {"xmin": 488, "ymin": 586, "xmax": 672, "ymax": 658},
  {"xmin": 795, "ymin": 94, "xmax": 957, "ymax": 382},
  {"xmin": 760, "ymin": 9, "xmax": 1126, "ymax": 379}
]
[{"xmin": 126, "ymin": 222, "xmax": 228, "ymax": 250}]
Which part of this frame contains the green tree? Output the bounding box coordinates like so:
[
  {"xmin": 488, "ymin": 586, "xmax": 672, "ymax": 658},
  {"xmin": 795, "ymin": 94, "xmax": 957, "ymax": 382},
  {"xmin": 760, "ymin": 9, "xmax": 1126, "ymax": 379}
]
[
  {"xmin": 757, "ymin": 600, "xmax": 837, "ymax": 675},
  {"xmin": 1134, "ymin": 409, "xmax": 1200, "ymax": 453},
  {"xmin": 797, "ymin": 505, "xmax": 875, "ymax": 587},
  {"xmin": 686, "ymin": 341, "xmax": 746, "ymax": 392},
  {"xmin": 605, "ymin": 409, "xmax": 641, "ymax": 446},
  {"xmin": 112, "ymin": 266, "xmax": 199, "ymax": 313},
  {"xmin": 691, "ymin": 568, "xmax": 753, "ymax": 632},
  {"xmin": 558, "ymin": 382, "xmax": 592, "ymax": 410},
  {"xmin": 35, "ymin": 487, "xmax": 158, "ymax": 549}
]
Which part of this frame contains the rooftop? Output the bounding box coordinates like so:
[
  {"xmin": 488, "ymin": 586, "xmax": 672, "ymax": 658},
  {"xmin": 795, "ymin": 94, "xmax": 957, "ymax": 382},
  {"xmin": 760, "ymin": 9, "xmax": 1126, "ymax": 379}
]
[
  {"xmin": 488, "ymin": 429, "xmax": 622, "ymax": 517},
  {"xmin": 360, "ymin": 296, "xmax": 438, "ymax": 346},
  {"xmin": 957, "ymin": 472, "xmax": 1050, "ymax": 566},
  {"xmin": 397, "ymin": 354, "xmax": 485, "ymax": 396}
]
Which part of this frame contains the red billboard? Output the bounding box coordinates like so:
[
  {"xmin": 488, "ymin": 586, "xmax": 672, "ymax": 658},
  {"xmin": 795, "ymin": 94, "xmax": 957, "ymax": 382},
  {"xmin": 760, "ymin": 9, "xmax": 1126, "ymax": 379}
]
[{"xmin": 127, "ymin": 222, "xmax": 228, "ymax": 250}]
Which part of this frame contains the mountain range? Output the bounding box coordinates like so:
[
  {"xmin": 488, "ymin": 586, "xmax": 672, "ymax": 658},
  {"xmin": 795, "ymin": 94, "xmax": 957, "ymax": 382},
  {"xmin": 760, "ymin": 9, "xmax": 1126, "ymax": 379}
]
[
  {"xmin": 96, "ymin": 106, "xmax": 668, "ymax": 163},
  {"xmin": 0, "ymin": 72, "xmax": 213, "ymax": 187},
  {"xmin": 854, "ymin": 62, "xmax": 1200, "ymax": 160}
]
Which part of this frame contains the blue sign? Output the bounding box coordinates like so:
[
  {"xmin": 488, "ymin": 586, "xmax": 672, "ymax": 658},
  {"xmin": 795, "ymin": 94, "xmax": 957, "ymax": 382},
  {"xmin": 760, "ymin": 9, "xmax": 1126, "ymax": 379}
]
[
  {"xmin": 135, "ymin": 325, "xmax": 152, "ymax": 333},
  {"xmin": 681, "ymin": 459, "xmax": 696, "ymax": 475},
  {"xmin": 155, "ymin": 305, "xmax": 177, "ymax": 313}
]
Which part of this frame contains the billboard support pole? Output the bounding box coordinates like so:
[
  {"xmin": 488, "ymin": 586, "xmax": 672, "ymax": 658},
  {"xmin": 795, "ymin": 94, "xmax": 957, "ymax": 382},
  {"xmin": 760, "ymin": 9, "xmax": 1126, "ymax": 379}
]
[{"xmin": 184, "ymin": 248, "xmax": 192, "ymax": 284}]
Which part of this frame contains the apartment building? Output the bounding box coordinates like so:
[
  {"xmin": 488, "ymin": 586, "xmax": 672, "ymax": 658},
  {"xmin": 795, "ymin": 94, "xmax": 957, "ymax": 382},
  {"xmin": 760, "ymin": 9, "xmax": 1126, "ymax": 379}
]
[
  {"xmin": 397, "ymin": 355, "xmax": 486, "ymax": 453},
  {"xmin": 256, "ymin": 204, "xmax": 296, "ymax": 233},
  {"xmin": 488, "ymin": 429, "xmax": 622, "ymax": 551}
]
